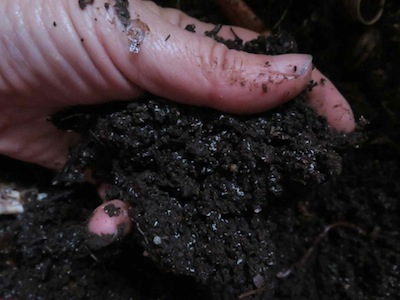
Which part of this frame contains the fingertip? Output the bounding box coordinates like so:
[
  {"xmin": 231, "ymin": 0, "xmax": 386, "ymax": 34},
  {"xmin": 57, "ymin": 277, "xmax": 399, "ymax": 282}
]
[
  {"xmin": 231, "ymin": 53, "xmax": 314, "ymax": 113},
  {"xmin": 306, "ymin": 69, "xmax": 356, "ymax": 133},
  {"xmin": 191, "ymin": 51, "xmax": 314, "ymax": 113},
  {"xmin": 86, "ymin": 199, "xmax": 132, "ymax": 249},
  {"xmin": 268, "ymin": 54, "xmax": 313, "ymax": 77}
]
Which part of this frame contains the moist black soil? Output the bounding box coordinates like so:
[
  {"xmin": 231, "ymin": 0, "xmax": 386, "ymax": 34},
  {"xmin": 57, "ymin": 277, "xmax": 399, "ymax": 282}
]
[{"xmin": 1, "ymin": 0, "xmax": 400, "ymax": 299}]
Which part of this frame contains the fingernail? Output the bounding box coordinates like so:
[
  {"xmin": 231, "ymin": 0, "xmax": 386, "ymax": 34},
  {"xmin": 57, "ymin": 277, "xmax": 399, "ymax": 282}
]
[{"xmin": 268, "ymin": 54, "xmax": 313, "ymax": 76}]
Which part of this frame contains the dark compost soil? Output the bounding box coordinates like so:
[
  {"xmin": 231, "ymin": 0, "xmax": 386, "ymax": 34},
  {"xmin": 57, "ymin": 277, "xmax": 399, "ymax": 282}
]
[{"xmin": 1, "ymin": 0, "xmax": 400, "ymax": 299}]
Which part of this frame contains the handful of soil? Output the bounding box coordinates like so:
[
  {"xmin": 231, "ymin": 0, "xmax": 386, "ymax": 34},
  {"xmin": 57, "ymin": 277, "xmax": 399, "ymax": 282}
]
[{"xmin": 52, "ymin": 33, "xmax": 348, "ymax": 296}]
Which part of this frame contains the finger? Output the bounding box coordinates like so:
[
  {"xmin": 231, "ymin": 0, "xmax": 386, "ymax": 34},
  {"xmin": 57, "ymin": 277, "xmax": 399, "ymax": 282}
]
[
  {"xmin": 306, "ymin": 68, "xmax": 356, "ymax": 133},
  {"xmin": 0, "ymin": 0, "xmax": 144, "ymax": 108},
  {"xmin": 86, "ymin": 199, "xmax": 132, "ymax": 250},
  {"xmin": 68, "ymin": 0, "xmax": 312, "ymax": 113},
  {"xmin": 0, "ymin": 107, "xmax": 79, "ymax": 169}
]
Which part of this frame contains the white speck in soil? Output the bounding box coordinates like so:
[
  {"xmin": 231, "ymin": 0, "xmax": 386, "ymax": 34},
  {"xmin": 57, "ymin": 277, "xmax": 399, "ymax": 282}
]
[{"xmin": 153, "ymin": 236, "xmax": 162, "ymax": 245}]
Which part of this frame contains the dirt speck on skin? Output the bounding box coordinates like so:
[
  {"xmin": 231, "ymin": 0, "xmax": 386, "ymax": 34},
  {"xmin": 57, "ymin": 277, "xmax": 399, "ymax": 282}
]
[
  {"xmin": 114, "ymin": 0, "xmax": 131, "ymax": 27},
  {"xmin": 104, "ymin": 203, "xmax": 121, "ymax": 217},
  {"xmin": 78, "ymin": 0, "xmax": 94, "ymax": 10},
  {"xmin": 184, "ymin": 24, "xmax": 196, "ymax": 32},
  {"xmin": 126, "ymin": 18, "xmax": 150, "ymax": 53}
]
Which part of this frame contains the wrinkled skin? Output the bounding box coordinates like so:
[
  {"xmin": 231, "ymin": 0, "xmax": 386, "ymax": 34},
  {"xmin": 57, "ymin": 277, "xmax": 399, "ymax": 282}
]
[{"xmin": 0, "ymin": 0, "xmax": 355, "ymax": 244}]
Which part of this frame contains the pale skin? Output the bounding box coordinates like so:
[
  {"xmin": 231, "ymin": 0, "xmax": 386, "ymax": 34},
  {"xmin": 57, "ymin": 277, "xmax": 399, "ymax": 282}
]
[{"xmin": 0, "ymin": 0, "xmax": 355, "ymax": 243}]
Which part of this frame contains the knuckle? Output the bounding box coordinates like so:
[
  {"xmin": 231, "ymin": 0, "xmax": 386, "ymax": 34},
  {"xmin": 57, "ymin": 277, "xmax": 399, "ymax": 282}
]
[{"xmin": 201, "ymin": 42, "xmax": 245, "ymax": 86}]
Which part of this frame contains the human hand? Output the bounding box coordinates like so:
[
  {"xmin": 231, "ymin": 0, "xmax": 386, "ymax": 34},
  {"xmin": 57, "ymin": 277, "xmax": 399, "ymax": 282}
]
[{"xmin": 0, "ymin": 0, "xmax": 354, "ymax": 171}]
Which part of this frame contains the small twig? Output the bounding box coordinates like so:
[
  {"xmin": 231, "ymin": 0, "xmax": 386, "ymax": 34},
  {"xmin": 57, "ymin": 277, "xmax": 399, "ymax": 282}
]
[
  {"xmin": 277, "ymin": 221, "xmax": 367, "ymax": 278},
  {"xmin": 271, "ymin": 0, "xmax": 292, "ymax": 30},
  {"xmin": 204, "ymin": 24, "xmax": 223, "ymax": 39},
  {"xmin": 238, "ymin": 287, "xmax": 265, "ymax": 299},
  {"xmin": 213, "ymin": 0, "xmax": 267, "ymax": 33},
  {"xmin": 135, "ymin": 221, "xmax": 149, "ymax": 244}
]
